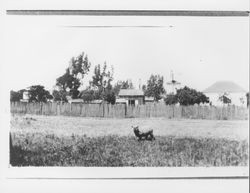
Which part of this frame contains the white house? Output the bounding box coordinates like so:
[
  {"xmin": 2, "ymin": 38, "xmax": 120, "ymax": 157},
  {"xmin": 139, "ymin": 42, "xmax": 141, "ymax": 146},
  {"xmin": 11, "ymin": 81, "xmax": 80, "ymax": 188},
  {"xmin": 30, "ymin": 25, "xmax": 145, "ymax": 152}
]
[
  {"xmin": 203, "ymin": 81, "xmax": 247, "ymax": 106},
  {"xmin": 20, "ymin": 90, "xmax": 29, "ymax": 102}
]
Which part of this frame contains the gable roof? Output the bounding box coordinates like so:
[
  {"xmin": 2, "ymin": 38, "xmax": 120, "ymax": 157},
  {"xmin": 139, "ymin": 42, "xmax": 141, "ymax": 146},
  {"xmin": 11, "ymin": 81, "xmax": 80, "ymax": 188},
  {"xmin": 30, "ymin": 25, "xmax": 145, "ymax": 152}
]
[
  {"xmin": 203, "ymin": 81, "xmax": 246, "ymax": 93},
  {"xmin": 118, "ymin": 89, "xmax": 144, "ymax": 96}
]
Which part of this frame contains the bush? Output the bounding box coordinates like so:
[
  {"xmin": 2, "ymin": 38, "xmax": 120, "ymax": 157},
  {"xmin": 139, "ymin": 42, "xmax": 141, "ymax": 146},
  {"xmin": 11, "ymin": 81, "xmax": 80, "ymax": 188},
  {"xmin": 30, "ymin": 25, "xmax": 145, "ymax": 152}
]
[
  {"xmin": 164, "ymin": 94, "xmax": 178, "ymax": 105},
  {"xmin": 176, "ymin": 86, "xmax": 209, "ymax": 105}
]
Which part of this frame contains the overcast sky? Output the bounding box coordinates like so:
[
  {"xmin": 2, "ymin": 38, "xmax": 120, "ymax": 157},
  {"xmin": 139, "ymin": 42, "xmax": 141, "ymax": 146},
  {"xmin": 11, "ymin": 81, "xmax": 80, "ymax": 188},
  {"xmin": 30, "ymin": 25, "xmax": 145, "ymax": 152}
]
[{"xmin": 3, "ymin": 15, "xmax": 249, "ymax": 93}]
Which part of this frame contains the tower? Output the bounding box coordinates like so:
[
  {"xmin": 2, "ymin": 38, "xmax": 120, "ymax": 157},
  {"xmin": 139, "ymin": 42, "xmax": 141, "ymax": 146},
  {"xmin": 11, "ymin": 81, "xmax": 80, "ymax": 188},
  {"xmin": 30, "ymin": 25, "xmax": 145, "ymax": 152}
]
[{"xmin": 166, "ymin": 70, "xmax": 181, "ymax": 94}]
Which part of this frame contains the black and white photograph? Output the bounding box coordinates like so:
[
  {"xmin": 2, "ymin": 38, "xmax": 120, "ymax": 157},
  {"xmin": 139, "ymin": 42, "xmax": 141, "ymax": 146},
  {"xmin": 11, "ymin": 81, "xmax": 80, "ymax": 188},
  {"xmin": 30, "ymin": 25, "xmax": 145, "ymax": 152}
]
[{"xmin": 0, "ymin": 0, "xmax": 249, "ymax": 192}]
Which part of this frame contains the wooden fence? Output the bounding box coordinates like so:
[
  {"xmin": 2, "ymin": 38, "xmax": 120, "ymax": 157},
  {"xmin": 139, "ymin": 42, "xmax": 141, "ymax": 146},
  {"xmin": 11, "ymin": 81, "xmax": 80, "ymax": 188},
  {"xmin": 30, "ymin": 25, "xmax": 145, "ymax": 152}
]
[{"xmin": 10, "ymin": 102, "xmax": 249, "ymax": 120}]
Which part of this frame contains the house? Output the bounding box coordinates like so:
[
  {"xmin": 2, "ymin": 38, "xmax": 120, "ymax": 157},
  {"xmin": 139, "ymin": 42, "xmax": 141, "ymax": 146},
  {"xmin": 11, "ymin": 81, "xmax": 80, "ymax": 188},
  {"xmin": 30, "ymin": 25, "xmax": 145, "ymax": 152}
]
[
  {"xmin": 117, "ymin": 89, "xmax": 144, "ymax": 105},
  {"xmin": 203, "ymin": 81, "xmax": 247, "ymax": 106},
  {"xmin": 20, "ymin": 90, "xmax": 29, "ymax": 102}
]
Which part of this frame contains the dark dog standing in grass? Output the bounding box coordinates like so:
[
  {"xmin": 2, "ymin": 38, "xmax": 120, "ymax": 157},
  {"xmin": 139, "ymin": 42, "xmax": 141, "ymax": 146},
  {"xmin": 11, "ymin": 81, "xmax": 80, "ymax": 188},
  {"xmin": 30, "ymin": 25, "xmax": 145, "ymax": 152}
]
[{"xmin": 132, "ymin": 126, "xmax": 155, "ymax": 141}]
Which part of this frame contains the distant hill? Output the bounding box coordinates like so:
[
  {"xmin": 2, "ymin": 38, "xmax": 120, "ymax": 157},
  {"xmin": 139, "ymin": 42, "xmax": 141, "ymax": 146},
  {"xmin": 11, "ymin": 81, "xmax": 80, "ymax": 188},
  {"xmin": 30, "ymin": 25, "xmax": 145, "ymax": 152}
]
[{"xmin": 203, "ymin": 81, "xmax": 246, "ymax": 93}]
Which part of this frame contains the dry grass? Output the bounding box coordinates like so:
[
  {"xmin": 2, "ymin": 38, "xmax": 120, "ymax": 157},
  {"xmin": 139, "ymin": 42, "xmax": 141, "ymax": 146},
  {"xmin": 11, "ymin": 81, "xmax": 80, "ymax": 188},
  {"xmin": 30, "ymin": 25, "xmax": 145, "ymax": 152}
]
[
  {"xmin": 10, "ymin": 115, "xmax": 249, "ymax": 167},
  {"xmin": 10, "ymin": 132, "xmax": 248, "ymax": 167},
  {"xmin": 11, "ymin": 115, "xmax": 248, "ymax": 140}
]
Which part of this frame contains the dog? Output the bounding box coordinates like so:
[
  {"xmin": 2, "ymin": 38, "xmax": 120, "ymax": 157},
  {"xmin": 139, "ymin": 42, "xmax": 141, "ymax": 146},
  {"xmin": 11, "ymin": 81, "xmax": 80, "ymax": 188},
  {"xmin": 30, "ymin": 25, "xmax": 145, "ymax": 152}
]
[{"xmin": 132, "ymin": 126, "xmax": 155, "ymax": 141}]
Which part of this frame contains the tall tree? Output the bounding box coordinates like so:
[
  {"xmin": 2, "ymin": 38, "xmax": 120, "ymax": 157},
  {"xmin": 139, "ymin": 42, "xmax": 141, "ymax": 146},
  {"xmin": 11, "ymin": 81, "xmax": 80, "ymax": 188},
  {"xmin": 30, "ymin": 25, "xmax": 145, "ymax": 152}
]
[
  {"xmin": 56, "ymin": 52, "xmax": 91, "ymax": 99},
  {"xmin": 144, "ymin": 74, "xmax": 165, "ymax": 101},
  {"xmin": 89, "ymin": 63, "xmax": 114, "ymax": 102}
]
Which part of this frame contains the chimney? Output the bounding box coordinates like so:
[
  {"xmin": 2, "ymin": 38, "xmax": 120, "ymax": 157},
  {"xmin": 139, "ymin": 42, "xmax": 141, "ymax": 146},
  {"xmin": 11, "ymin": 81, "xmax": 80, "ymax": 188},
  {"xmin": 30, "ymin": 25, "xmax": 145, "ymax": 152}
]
[{"xmin": 139, "ymin": 79, "xmax": 142, "ymax": 89}]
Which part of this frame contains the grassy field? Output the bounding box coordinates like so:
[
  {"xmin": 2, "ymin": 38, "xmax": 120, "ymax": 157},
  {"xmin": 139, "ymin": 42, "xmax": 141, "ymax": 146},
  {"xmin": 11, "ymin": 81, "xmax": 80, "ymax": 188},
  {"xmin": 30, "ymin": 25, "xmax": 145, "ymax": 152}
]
[{"xmin": 10, "ymin": 115, "xmax": 249, "ymax": 167}]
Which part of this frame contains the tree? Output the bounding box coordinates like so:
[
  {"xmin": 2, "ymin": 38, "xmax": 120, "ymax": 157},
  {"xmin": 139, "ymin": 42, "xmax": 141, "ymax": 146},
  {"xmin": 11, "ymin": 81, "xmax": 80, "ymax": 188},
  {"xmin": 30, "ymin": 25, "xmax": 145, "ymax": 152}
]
[
  {"xmin": 164, "ymin": 94, "xmax": 178, "ymax": 105},
  {"xmin": 103, "ymin": 90, "xmax": 116, "ymax": 104},
  {"xmin": 56, "ymin": 52, "xmax": 91, "ymax": 99},
  {"xmin": 89, "ymin": 63, "xmax": 114, "ymax": 103},
  {"xmin": 246, "ymin": 92, "xmax": 249, "ymax": 107},
  {"xmin": 113, "ymin": 80, "xmax": 133, "ymax": 95},
  {"xmin": 144, "ymin": 74, "xmax": 165, "ymax": 101},
  {"xmin": 79, "ymin": 89, "xmax": 100, "ymax": 102},
  {"xmin": 219, "ymin": 93, "xmax": 231, "ymax": 105},
  {"xmin": 174, "ymin": 86, "xmax": 209, "ymax": 105},
  {"xmin": 28, "ymin": 85, "xmax": 52, "ymax": 103},
  {"xmin": 10, "ymin": 90, "xmax": 24, "ymax": 102},
  {"xmin": 52, "ymin": 89, "xmax": 68, "ymax": 102}
]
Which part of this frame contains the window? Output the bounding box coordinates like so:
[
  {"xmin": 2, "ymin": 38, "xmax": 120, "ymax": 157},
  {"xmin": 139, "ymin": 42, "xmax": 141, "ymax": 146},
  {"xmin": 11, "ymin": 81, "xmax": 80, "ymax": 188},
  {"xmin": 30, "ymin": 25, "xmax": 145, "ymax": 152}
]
[{"xmin": 128, "ymin": 100, "xmax": 135, "ymax": 106}]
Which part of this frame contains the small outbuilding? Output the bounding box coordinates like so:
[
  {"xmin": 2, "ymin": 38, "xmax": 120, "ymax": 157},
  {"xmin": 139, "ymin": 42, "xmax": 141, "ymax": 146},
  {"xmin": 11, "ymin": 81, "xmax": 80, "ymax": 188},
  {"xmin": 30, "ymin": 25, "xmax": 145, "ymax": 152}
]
[{"xmin": 117, "ymin": 89, "xmax": 144, "ymax": 105}]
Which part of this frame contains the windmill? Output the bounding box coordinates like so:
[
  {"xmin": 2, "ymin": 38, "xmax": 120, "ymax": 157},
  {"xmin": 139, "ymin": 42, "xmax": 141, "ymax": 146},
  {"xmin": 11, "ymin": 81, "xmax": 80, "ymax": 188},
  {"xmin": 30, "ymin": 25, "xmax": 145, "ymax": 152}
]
[{"xmin": 166, "ymin": 70, "xmax": 181, "ymax": 94}]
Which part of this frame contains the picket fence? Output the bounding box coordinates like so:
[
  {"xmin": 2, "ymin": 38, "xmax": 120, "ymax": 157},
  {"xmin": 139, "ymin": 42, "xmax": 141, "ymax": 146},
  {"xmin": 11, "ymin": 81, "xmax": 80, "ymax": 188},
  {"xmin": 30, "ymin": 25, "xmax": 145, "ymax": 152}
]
[{"xmin": 10, "ymin": 102, "xmax": 249, "ymax": 120}]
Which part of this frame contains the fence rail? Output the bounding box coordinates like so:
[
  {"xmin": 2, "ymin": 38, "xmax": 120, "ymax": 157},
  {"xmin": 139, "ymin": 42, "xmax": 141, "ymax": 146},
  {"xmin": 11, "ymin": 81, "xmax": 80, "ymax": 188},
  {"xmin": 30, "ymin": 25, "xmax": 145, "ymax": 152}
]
[{"xmin": 10, "ymin": 102, "xmax": 249, "ymax": 120}]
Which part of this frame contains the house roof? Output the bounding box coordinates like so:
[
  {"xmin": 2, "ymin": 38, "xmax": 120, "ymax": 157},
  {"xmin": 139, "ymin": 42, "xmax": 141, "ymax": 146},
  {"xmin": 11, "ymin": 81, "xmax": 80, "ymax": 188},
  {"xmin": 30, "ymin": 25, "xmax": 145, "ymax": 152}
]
[
  {"xmin": 115, "ymin": 98, "xmax": 127, "ymax": 103},
  {"xmin": 90, "ymin": 100, "xmax": 103, "ymax": 104},
  {"xmin": 118, "ymin": 89, "xmax": 144, "ymax": 96},
  {"xmin": 203, "ymin": 81, "xmax": 246, "ymax": 93},
  {"xmin": 68, "ymin": 99, "xmax": 84, "ymax": 103}
]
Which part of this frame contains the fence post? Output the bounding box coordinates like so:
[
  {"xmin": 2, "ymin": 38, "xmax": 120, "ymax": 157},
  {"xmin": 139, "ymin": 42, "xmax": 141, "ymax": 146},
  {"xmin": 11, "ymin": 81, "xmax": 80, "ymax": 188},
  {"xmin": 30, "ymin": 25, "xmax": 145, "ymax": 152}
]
[{"xmin": 124, "ymin": 104, "xmax": 127, "ymax": 118}]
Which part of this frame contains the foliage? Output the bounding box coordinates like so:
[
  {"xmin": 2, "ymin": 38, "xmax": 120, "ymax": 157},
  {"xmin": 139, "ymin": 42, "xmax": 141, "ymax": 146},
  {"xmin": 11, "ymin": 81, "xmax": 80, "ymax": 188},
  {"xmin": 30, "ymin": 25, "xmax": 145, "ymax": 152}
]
[
  {"xmin": 246, "ymin": 92, "xmax": 249, "ymax": 107},
  {"xmin": 89, "ymin": 63, "xmax": 115, "ymax": 103},
  {"xmin": 90, "ymin": 63, "xmax": 113, "ymax": 91},
  {"xmin": 79, "ymin": 89, "xmax": 100, "ymax": 102},
  {"xmin": 113, "ymin": 80, "xmax": 134, "ymax": 95},
  {"xmin": 174, "ymin": 86, "xmax": 209, "ymax": 105},
  {"xmin": 219, "ymin": 93, "xmax": 231, "ymax": 105},
  {"xmin": 10, "ymin": 90, "xmax": 24, "ymax": 102},
  {"xmin": 164, "ymin": 94, "xmax": 178, "ymax": 105},
  {"xmin": 143, "ymin": 74, "xmax": 165, "ymax": 101},
  {"xmin": 103, "ymin": 90, "xmax": 116, "ymax": 104},
  {"xmin": 56, "ymin": 52, "xmax": 91, "ymax": 99},
  {"xmin": 52, "ymin": 89, "xmax": 68, "ymax": 102},
  {"xmin": 28, "ymin": 85, "xmax": 53, "ymax": 103},
  {"xmin": 10, "ymin": 132, "xmax": 248, "ymax": 167}
]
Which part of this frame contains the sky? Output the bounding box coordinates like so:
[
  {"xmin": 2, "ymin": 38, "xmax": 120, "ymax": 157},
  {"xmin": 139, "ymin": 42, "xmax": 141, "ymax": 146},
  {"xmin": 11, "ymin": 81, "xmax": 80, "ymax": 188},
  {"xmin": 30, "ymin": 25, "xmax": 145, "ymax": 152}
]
[{"xmin": 2, "ymin": 15, "xmax": 249, "ymax": 93}]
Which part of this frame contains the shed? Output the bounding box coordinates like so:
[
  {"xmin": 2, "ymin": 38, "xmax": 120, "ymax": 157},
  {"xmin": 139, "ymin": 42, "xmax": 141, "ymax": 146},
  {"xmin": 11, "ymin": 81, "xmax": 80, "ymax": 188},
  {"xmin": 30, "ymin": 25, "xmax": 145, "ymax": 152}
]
[{"xmin": 118, "ymin": 89, "xmax": 144, "ymax": 105}]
